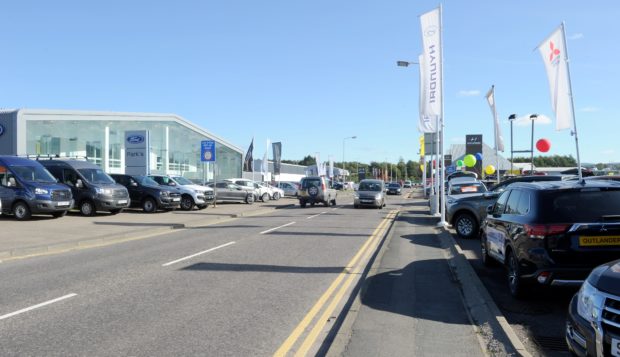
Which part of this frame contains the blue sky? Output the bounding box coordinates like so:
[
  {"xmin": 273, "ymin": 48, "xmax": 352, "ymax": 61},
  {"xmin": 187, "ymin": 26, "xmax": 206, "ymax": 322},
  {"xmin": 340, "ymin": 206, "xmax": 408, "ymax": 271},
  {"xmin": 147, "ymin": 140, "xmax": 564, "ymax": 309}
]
[{"xmin": 1, "ymin": 1, "xmax": 618, "ymax": 165}]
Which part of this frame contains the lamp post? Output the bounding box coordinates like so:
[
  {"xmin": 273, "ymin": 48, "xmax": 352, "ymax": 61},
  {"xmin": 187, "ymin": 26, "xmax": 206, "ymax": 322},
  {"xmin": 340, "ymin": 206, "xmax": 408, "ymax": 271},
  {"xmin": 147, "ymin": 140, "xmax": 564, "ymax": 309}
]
[
  {"xmin": 342, "ymin": 136, "xmax": 356, "ymax": 183},
  {"xmin": 529, "ymin": 114, "xmax": 538, "ymax": 175},
  {"xmin": 508, "ymin": 114, "xmax": 517, "ymax": 174}
]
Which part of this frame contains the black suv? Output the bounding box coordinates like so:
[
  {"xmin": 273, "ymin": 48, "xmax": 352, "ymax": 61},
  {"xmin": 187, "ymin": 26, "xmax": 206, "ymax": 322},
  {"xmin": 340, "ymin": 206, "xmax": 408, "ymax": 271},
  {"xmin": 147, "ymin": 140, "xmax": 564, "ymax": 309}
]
[
  {"xmin": 566, "ymin": 259, "xmax": 620, "ymax": 357},
  {"xmin": 110, "ymin": 174, "xmax": 181, "ymax": 213},
  {"xmin": 481, "ymin": 180, "xmax": 620, "ymax": 298}
]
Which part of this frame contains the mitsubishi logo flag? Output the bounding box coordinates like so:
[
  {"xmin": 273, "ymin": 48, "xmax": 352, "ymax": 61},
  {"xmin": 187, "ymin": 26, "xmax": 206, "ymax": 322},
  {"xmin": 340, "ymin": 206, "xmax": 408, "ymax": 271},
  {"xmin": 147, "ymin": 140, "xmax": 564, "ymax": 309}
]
[
  {"xmin": 418, "ymin": 54, "xmax": 435, "ymax": 133},
  {"xmin": 243, "ymin": 138, "xmax": 254, "ymax": 172},
  {"xmin": 419, "ymin": 7, "xmax": 442, "ymax": 120},
  {"xmin": 537, "ymin": 24, "xmax": 573, "ymax": 131},
  {"xmin": 272, "ymin": 142, "xmax": 282, "ymax": 175},
  {"xmin": 485, "ymin": 85, "xmax": 505, "ymax": 152}
]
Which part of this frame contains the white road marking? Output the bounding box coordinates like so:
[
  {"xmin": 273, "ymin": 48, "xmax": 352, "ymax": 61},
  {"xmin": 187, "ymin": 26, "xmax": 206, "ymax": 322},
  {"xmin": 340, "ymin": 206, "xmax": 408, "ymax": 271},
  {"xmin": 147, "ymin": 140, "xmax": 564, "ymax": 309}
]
[
  {"xmin": 162, "ymin": 241, "xmax": 236, "ymax": 267},
  {"xmin": 260, "ymin": 221, "xmax": 296, "ymax": 234},
  {"xmin": 306, "ymin": 212, "xmax": 327, "ymax": 219},
  {"xmin": 0, "ymin": 293, "xmax": 77, "ymax": 320}
]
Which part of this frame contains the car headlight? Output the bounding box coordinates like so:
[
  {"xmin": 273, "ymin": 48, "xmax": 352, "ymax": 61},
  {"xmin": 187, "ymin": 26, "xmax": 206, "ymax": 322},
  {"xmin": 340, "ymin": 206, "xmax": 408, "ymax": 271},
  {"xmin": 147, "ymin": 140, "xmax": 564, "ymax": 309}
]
[
  {"xmin": 374, "ymin": 193, "xmax": 382, "ymax": 199},
  {"xmin": 95, "ymin": 188, "xmax": 112, "ymax": 195},
  {"xmin": 35, "ymin": 187, "xmax": 49, "ymax": 195},
  {"xmin": 576, "ymin": 281, "xmax": 605, "ymax": 323}
]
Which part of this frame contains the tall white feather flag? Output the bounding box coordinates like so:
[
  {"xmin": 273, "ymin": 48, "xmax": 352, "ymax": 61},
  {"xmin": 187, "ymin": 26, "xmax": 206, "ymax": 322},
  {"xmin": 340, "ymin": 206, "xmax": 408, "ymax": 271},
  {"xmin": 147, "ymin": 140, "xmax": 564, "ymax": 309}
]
[
  {"xmin": 261, "ymin": 139, "xmax": 270, "ymax": 176},
  {"xmin": 537, "ymin": 25, "xmax": 573, "ymax": 131},
  {"xmin": 418, "ymin": 53, "xmax": 435, "ymax": 133},
  {"xmin": 485, "ymin": 86, "xmax": 505, "ymax": 152},
  {"xmin": 419, "ymin": 7, "xmax": 442, "ymax": 120}
]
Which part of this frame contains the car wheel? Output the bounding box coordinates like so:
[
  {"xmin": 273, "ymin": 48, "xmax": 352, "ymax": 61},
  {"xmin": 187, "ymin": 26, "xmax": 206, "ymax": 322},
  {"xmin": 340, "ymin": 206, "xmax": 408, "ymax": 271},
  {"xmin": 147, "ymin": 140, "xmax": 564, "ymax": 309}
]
[
  {"xmin": 261, "ymin": 193, "xmax": 270, "ymax": 202},
  {"xmin": 180, "ymin": 195, "xmax": 194, "ymax": 211},
  {"xmin": 507, "ymin": 250, "xmax": 527, "ymax": 298},
  {"xmin": 273, "ymin": 192, "xmax": 281, "ymax": 200},
  {"xmin": 13, "ymin": 202, "xmax": 31, "ymax": 220},
  {"xmin": 454, "ymin": 213, "xmax": 478, "ymax": 239},
  {"xmin": 109, "ymin": 209, "xmax": 123, "ymax": 215},
  {"xmin": 323, "ymin": 197, "xmax": 330, "ymax": 207},
  {"xmin": 245, "ymin": 194, "xmax": 254, "ymax": 204},
  {"xmin": 480, "ymin": 233, "xmax": 495, "ymax": 267},
  {"xmin": 142, "ymin": 197, "xmax": 157, "ymax": 213},
  {"xmin": 80, "ymin": 200, "xmax": 96, "ymax": 216},
  {"xmin": 52, "ymin": 211, "xmax": 67, "ymax": 218},
  {"xmin": 300, "ymin": 201, "xmax": 307, "ymax": 208}
]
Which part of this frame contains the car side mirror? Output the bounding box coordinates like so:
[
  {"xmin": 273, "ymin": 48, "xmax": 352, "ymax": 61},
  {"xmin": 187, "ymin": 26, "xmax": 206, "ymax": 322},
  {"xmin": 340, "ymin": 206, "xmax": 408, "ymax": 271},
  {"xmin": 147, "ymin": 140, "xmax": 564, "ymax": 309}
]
[
  {"xmin": 7, "ymin": 177, "xmax": 16, "ymax": 187},
  {"xmin": 76, "ymin": 179, "xmax": 84, "ymax": 188},
  {"xmin": 483, "ymin": 192, "xmax": 499, "ymax": 199},
  {"xmin": 130, "ymin": 182, "xmax": 138, "ymax": 187},
  {"xmin": 486, "ymin": 205, "xmax": 494, "ymax": 215}
]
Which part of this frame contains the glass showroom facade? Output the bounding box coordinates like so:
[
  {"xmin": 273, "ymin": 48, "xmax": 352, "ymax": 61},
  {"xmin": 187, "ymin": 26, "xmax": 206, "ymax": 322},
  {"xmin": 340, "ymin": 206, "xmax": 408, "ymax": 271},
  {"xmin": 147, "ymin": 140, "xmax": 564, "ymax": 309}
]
[{"xmin": 0, "ymin": 109, "xmax": 242, "ymax": 180}]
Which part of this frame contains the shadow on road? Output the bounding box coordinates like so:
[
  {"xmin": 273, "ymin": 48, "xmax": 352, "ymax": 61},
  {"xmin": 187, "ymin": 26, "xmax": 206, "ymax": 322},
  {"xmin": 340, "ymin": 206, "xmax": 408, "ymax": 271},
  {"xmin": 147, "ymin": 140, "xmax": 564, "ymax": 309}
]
[{"xmin": 181, "ymin": 262, "xmax": 344, "ymax": 274}]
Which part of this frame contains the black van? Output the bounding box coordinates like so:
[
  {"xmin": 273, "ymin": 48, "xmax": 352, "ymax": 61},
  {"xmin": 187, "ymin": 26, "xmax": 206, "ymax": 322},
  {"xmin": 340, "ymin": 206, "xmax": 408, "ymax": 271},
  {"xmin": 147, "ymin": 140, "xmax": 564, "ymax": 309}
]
[
  {"xmin": 110, "ymin": 174, "xmax": 181, "ymax": 213},
  {"xmin": 39, "ymin": 159, "xmax": 129, "ymax": 216},
  {"xmin": 0, "ymin": 156, "xmax": 73, "ymax": 220}
]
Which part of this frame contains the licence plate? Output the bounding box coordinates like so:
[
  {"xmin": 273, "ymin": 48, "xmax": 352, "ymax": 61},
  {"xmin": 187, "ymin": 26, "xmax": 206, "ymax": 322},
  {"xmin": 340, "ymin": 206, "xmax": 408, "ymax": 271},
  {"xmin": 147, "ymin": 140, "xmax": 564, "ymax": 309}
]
[
  {"xmin": 612, "ymin": 337, "xmax": 620, "ymax": 357},
  {"xmin": 173, "ymin": 198, "xmax": 181, "ymax": 202},
  {"xmin": 118, "ymin": 200, "xmax": 127, "ymax": 204},
  {"xmin": 361, "ymin": 200, "xmax": 373, "ymax": 203},
  {"xmin": 57, "ymin": 201, "xmax": 70, "ymax": 207},
  {"xmin": 579, "ymin": 236, "xmax": 620, "ymax": 247}
]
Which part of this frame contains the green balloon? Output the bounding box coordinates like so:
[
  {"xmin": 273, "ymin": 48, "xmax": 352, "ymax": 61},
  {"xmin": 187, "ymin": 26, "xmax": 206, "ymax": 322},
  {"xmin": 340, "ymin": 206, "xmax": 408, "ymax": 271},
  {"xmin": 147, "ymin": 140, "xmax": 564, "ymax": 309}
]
[
  {"xmin": 456, "ymin": 160, "xmax": 464, "ymax": 167},
  {"xmin": 464, "ymin": 154, "xmax": 477, "ymax": 167}
]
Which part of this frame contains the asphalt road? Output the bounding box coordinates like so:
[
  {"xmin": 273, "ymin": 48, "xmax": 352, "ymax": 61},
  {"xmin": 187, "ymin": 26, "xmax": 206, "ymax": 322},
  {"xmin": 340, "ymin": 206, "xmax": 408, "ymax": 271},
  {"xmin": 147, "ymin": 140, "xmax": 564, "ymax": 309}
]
[
  {"xmin": 453, "ymin": 232, "xmax": 576, "ymax": 357},
  {"xmin": 0, "ymin": 191, "xmax": 408, "ymax": 356}
]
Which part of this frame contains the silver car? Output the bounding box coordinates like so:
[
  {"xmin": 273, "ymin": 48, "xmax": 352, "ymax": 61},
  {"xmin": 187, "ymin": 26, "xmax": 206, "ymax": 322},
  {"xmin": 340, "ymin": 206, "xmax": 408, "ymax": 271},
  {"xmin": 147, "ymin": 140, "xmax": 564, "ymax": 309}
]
[{"xmin": 354, "ymin": 179, "xmax": 385, "ymax": 209}]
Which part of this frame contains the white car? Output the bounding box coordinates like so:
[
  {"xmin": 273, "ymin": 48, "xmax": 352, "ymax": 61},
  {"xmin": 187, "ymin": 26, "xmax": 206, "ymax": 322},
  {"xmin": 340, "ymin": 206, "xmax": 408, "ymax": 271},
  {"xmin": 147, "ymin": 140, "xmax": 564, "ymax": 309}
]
[{"xmin": 258, "ymin": 182, "xmax": 284, "ymax": 200}]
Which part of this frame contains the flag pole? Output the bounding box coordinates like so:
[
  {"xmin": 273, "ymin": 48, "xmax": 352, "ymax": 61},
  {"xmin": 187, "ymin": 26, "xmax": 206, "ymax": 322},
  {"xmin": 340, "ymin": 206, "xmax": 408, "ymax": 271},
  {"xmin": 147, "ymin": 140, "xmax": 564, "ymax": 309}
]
[
  {"xmin": 438, "ymin": 3, "xmax": 447, "ymax": 225},
  {"xmin": 561, "ymin": 22, "xmax": 582, "ymax": 181},
  {"xmin": 492, "ymin": 85, "xmax": 500, "ymax": 184}
]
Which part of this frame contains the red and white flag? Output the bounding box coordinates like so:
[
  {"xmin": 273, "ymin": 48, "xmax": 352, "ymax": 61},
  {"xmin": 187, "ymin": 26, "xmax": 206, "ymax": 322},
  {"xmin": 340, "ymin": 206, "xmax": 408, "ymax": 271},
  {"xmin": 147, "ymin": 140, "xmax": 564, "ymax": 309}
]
[
  {"xmin": 537, "ymin": 25, "xmax": 573, "ymax": 131},
  {"xmin": 485, "ymin": 86, "xmax": 504, "ymax": 152},
  {"xmin": 419, "ymin": 7, "xmax": 442, "ymax": 121}
]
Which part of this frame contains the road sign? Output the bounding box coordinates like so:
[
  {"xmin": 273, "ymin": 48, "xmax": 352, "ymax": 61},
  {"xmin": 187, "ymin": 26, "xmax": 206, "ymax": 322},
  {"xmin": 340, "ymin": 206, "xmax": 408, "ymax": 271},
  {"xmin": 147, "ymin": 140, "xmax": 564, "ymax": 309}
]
[{"xmin": 201, "ymin": 140, "xmax": 216, "ymax": 162}]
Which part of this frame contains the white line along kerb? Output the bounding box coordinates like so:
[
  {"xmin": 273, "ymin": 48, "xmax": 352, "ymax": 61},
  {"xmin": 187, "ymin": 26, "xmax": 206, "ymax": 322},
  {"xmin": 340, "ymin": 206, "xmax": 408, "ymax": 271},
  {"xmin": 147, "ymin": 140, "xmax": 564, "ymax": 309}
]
[
  {"xmin": 0, "ymin": 293, "xmax": 77, "ymax": 320},
  {"xmin": 260, "ymin": 221, "xmax": 296, "ymax": 235},
  {"xmin": 162, "ymin": 241, "xmax": 236, "ymax": 267}
]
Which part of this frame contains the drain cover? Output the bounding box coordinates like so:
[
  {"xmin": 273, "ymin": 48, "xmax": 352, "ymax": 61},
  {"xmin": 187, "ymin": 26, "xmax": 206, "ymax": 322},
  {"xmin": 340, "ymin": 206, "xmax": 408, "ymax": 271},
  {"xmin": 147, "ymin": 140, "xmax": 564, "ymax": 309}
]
[{"xmin": 532, "ymin": 335, "xmax": 568, "ymax": 351}]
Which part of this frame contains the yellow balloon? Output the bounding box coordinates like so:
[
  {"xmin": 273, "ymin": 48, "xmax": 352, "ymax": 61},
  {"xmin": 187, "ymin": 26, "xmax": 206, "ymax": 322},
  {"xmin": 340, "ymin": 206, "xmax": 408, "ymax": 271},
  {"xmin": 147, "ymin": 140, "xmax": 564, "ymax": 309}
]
[{"xmin": 485, "ymin": 165, "xmax": 496, "ymax": 175}]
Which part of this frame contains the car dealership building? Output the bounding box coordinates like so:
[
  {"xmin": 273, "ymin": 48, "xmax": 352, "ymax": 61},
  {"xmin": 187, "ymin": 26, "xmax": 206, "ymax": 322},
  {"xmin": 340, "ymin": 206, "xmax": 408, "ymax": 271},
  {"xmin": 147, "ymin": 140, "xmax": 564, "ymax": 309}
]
[{"xmin": 0, "ymin": 109, "xmax": 243, "ymax": 180}]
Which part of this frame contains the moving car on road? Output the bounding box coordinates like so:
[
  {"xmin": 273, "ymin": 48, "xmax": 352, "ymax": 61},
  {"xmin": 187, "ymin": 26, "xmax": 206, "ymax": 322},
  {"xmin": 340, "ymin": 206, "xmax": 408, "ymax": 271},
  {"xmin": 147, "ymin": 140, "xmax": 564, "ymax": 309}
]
[
  {"xmin": 353, "ymin": 179, "xmax": 385, "ymax": 209},
  {"xmin": 566, "ymin": 259, "xmax": 620, "ymax": 357},
  {"xmin": 110, "ymin": 174, "xmax": 181, "ymax": 213},
  {"xmin": 0, "ymin": 156, "xmax": 73, "ymax": 220},
  {"xmin": 298, "ymin": 176, "xmax": 336, "ymax": 208},
  {"xmin": 386, "ymin": 182, "xmax": 402, "ymax": 195},
  {"xmin": 481, "ymin": 180, "xmax": 620, "ymax": 298},
  {"xmin": 39, "ymin": 158, "xmax": 129, "ymax": 216}
]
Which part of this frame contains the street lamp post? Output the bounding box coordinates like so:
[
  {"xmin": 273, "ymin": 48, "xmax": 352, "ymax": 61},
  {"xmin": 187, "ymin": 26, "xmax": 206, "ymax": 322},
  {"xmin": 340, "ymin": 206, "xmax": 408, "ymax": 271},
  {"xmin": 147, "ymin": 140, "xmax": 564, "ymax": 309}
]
[
  {"xmin": 508, "ymin": 114, "xmax": 517, "ymax": 174},
  {"xmin": 342, "ymin": 136, "xmax": 357, "ymax": 183},
  {"xmin": 530, "ymin": 114, "xmax": 538, "ymax": 175}
]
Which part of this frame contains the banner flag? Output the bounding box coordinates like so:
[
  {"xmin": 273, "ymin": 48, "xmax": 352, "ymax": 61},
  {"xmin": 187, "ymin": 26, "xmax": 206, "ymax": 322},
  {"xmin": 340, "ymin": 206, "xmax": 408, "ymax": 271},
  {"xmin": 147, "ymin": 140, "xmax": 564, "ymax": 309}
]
[
  {"xmin": 418, "ymin": 54, "xmax": 435, "ymax": 133},
  {"xmin": 261, "ymin": 139, "xmax": 270, "ymax": 176},
  {"xmin": 537, "ymin": 24, "xmax": 573, "ymax": 131},
  {"xmin": 329, "ymin": 158, "xmax": 334, "ymax": 178},
  {"xmin": 485, "ymin": 86, "xmax": 505, "ymax": 152},
  {"xmin": 419, "ymin": 135, "xmax": 425, "ymax": 156},
  {"xmin": 243, "ymin": 138, "xmax": 254, "ymax": 172},
  {"xmin": 419, "ymin": 8, "xmax": 442, "ymax": 120},
  {"xmin": 272, "ymin": 142, "xmax": 282, "ymax": 175}
]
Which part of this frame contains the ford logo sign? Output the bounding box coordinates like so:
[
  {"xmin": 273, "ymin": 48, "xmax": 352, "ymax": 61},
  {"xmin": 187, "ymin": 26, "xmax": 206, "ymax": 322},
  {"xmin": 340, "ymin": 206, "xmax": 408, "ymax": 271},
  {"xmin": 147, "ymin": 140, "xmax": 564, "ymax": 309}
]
[{"xmin": 127, "ymin": 135, "xmax": 145, "ymax": 144}]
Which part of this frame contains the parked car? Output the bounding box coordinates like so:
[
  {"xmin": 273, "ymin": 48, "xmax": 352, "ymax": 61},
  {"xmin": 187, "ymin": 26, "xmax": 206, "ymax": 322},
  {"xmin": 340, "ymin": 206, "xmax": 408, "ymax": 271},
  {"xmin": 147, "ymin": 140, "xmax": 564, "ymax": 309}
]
[
  {"xmin": 386, "ymin": 182, "xmax": 402, "ymax": 195},
  {"xmin": 256, "ymin": 182, "xmax": 283, "ymax": 200},
  {"xmin": 149, "ymin": 174, "xmax": 213, "ymax": 210},
  {"xmin": 298, "ymin": 176, "xmax": 336, "ymax": 208},
  {"xmin": 39, "ymin": 158, "xmax": 129, "ymax": 216},
  {"xmin": 207, "ymin": 181, "xmax": 254, "ymax": 204},
  {"xmin": 0, "ymin": 156, "xmax": 73, "ymax": 220},
  {"xmin": 446, "ymin": 175, "xmax": 563, "ymax": 238},
  {"xmin": 276, "ymin": 181, "xmax": 299, "ymax": 197},
  {"xmin": 251, "ymin": 181, "xmax": 272, "ymax": 202},
  {"xmin": 354, "ymin": 179, "xmax": 385, "ymax": 209},
  {"xmin": 447, "ymin": 171, "xmax": 478, "ymax": 182},
  {"xmin": 481, "ymin": 180, "xmax": 620, "ymax": 298},
  {"xmin": 403, "ymin": 180, "xmax": 412, "ymax": 188},
  {"xmin": 332, "ymin": 181, "xmax": 344, "ymax": 190},
  {"xmin": 224, "ymin": 178, "xmax": 260, "ymax": 201},
  {"xmin": 110, "ymin": 174, "xmax": 181, "ymax": 213},
  {"xmin": 565, "ymin": 259, "xmax": 620, "ymax": 357},
  {"xmin": 171, "ymin": 175, "xmax": 215, "ymax": 208}
]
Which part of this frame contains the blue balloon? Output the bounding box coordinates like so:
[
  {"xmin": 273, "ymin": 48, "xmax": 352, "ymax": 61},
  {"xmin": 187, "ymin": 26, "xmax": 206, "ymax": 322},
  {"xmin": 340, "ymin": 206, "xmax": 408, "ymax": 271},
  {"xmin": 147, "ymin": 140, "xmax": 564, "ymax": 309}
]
[{"xmin": 475, "ymin": 152, "xmax": 483, "ymax": 161}]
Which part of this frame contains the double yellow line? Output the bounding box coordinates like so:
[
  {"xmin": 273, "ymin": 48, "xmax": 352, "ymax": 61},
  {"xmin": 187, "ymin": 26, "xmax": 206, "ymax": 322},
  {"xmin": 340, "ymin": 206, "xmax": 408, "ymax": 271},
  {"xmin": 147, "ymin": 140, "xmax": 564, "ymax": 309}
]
[{"xmin": 274, "ymin": 210, "xmax": 398, "ymax": 357}]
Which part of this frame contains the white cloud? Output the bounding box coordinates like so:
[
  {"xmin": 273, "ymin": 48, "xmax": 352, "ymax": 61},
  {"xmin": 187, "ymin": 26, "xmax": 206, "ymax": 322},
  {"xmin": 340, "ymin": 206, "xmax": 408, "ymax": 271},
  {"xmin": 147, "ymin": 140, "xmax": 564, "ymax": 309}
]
[
  {"xmin": 581, "ymin": 106, "xmax": 600, "ymax": 112},
  {"xmin": 457, "ymin": 90, "xmax": 480, "ymax": 97},
  {"xmin": 514, "ymin": 114, "xmax": 552, "ymax": 126},
  {"xmin": 568, "ymin": 33, "xmax": 584, "ymax": 40}
]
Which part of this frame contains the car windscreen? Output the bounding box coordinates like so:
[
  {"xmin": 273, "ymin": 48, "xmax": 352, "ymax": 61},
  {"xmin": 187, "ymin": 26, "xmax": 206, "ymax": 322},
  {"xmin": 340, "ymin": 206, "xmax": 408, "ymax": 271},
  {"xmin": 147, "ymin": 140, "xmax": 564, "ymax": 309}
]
[
  {"xmin": 540, "ymin": 188, "xmax": 620, "ymax": 222},
  {"xmin": 173, "ymin": 176, "xmax": 193, "ymax": 185},
  {"xmin": 10, "ymin": 165, "xmax": 57, "ymax": 183},
  {"xmin": 359, "ymin": 182, "xmax": 382, "ymax": 191},
  {"xmin": 78, "ymin": 168, "xmax": 116, "ymax": 184},
  {"xmin": 449, "ymin": 182, "xmax": 487, "ymax": 195},
  {"xmin": 301, "ymin": 179, "xmax": 321, "ymax": 189},
  {"xmin": 388, "ymin": 183, "xmax": 400, "ymax": 188},
  {"xmin": 134, "ymin": 175, "xmax": 159, "ymax": 186}
]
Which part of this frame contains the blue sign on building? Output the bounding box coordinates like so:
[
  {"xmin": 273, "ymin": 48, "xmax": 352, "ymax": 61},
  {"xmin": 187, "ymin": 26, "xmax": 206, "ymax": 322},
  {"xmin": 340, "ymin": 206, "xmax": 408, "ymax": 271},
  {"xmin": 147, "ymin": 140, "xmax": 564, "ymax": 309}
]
[
  {"xmin": 446, "ymin": 164, "xmax": 456, "ymax": 175},
  {"xmin": 201, "ymin": 140, "xmax": 216, "ymax": 162}
]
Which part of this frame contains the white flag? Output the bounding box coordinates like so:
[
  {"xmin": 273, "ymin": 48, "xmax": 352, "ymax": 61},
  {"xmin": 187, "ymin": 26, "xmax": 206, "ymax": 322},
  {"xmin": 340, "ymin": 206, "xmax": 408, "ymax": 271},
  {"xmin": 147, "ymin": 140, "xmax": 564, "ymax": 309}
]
[
  {"xmin": 485, "ymin": 86, "xmax": 505, "ymax": 152},
  {"xmin": 418, "ymin": 54, "xmax": 435, "ymax": 133},
  {"xmin": 329, "ymin": 158, "xmax": 334, "ymax": 178},
  {"xmin": 315, "ymin": 153, "xmax": 321, "ymax": 176},
  {"xmin": 537, "ymin": 24, "xmax": 573, "ymax": 131},
  {"xmin": 419, "ymin": 7, "xmax": 442, "ymax": 120},
  {"xmin": 261, "ymin": 139, "xmax": 270, "ymax": 175}
]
